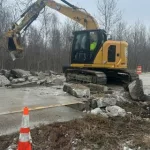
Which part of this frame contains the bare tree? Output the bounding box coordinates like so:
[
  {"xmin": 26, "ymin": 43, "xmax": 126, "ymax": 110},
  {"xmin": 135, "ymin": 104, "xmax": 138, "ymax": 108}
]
[
  {"xmin": 97, "ymin": 0, "xmax": 122, "ymax": 33},
  {"xmin": 112, "ymin": 21, "xmax": 128, "ymax": 40}
]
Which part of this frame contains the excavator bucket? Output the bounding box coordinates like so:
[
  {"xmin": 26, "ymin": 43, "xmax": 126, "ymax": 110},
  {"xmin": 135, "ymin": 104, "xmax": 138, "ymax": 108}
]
[{"xmin": 7, "ymin": 32, "xmax": 24, "ymax": 61}]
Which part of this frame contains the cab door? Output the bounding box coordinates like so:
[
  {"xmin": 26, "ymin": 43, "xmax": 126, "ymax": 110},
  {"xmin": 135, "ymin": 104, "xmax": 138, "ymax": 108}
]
[{"xmin": 102, "ymin": 42, "xmax": 121, "ymax": 67}]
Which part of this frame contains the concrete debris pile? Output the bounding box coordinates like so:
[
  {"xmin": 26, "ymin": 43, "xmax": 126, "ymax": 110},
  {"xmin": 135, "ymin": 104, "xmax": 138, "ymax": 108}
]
[
  {"xmin": 63, "ymin": 83, "xmax": 127, "ymax": 118},
  {"xmin": 63, "ymin": 79, "xmax": 150, "ymax": 118},
  {"xmin": 0, "ymin": 69, "xmax": 64, "ymax": 88},
  {"xmin": 1, "ymin": 68, "xmax": 149, "ymax": 119}
]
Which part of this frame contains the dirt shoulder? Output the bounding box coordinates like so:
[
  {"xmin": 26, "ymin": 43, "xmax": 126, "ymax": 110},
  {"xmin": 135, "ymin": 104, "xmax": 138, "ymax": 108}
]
[{"xmin": 1, "ymin": 114, "xmax": 150, "ymax": 150}]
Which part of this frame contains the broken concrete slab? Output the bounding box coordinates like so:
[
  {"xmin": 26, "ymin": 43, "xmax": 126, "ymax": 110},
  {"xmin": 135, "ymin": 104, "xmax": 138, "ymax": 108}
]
[
  {"xmin": 63, "ymin": 83, "xmax": 90, "ymax": 98},
  {"xmin": 37, "ymin": 79, "xmax": 46, "ymax": 85},
  {"xmin": 97, "ymin": 97, "xmax": 117, "ymax": 108},
  {"xmin": 28, "ymin": 76, "xmax": 38, "ymax": 82},
  {"xmin": 86, "ymin": 83, "xmax": 108, "ymax": 93},
  {"xmin": 38, "ymin": 72, "xmax": 46, "ymax": 80},
  {"xmin": 56, "ymin": 75, "xmax": 66, "ymax": 82},
  {"xmin": 49, "ymin": 70, "xmax": 59, "ymax": 75},
  {"xmin": 11, "ymin": 78, "xmax": 25, "ymax": 84},
  {"xmin": 0, "ymin": 75, "xmax": 10, "ymax": 87},
  {"xmin": 45, "ymin": 77, "xmax": 64, "ymax": 86},
  {"xmin": 46, "ymin": 76, "xmax": 53, "ymax": 84},
  {"xmin": 91, "ymin": 108, "xmax": 102, "ymax": 115},
  {"xmin": 0, "ymin": 69, "xmax": 11, "ymax": 79},
  {"xmin": 11, "ymin": 81, "xmax": 37, "ymax": 88},
  {"xmin": 51, "ymin": 78, "xmax": 64, "ymax": 86},
  {"xmin": 106, "ymin": 106, "xmax": 126, "ymax": 117},
  {"xmin": 91, "ymin": 108, "xmax": 108, "ymax": 118},
  {"xmin": 11, "ymin": 79, "xmax": 18, "ymax": 84},
  {"xmin": 11, "ymin": 69, "xmax": 31, "ymax": 78},
  {"xmin": 128, "ymin": 79, "xmax": 145, "ymax": 101},
  {"xmin": 18, "ymin": 78, "xmax": 25, "ymax": 82}
]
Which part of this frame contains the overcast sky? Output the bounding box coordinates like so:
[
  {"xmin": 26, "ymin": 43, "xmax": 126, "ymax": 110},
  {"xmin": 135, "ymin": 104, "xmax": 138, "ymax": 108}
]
[{"xmin": 54, "ymin": 0, "xmax": 150, "ymax": 26}]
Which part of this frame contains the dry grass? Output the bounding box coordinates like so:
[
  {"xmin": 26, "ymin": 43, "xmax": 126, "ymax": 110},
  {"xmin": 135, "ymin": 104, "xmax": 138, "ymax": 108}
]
[{"xmin": 1, "ymin": 114, "xmax": 150, "ymax": 150}]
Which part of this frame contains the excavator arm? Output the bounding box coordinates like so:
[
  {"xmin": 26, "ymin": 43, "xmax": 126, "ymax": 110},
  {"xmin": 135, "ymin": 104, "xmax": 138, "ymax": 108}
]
[
  {"xmin": 5, "ymin": 0, "xmax": 99, "ymax": 60},
  {"xmin": 46, "ymin": 0, "xmax": 99, "ymax": 30}
]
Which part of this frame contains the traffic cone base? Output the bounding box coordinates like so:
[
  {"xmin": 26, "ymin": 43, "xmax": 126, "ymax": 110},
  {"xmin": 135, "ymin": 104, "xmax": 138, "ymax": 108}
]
[{"xmin": 17, "ymin": 142, "xmax": 32, "ymax": 150}]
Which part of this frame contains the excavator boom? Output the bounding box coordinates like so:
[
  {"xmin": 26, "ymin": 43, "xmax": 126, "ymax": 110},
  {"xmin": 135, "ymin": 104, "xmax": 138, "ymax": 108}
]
[
  {"xmin": 46, "ymin": 0, "xmax": 99, "ymax": 29},
  {"xmin": 5, "ymin": 0, "xmax": 99, "ymax": 60}
]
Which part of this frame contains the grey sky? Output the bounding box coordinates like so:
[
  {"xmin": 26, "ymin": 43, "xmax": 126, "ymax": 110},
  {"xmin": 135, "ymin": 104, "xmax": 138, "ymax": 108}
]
[{"xmin": 54, "ymin": 0, "xmax": 150, "ymax": 26}]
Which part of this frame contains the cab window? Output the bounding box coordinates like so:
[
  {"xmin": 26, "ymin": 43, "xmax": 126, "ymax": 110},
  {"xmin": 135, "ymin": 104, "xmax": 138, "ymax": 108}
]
[
  {"xmin": 74, "ymin": 33, "xmax": 88, "ymax": 50},
  {"xmin": 90, "ymin": 32, "xmax": 98, "ymax": 51}
]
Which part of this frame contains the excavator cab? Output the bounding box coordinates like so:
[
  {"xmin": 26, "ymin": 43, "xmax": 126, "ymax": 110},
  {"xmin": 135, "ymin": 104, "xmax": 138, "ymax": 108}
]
[
  {"xmin": 71, "ymin": 29, "xmax": 107, "ymax": 64},
  {"xmin": 70, "ymin": 29, "xmax": 128, "ymax": 70}
]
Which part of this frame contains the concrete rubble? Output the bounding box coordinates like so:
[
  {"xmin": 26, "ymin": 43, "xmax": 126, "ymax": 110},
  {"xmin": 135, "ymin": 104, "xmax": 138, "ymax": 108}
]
[
  {"xmin": 0, "ymin": 75, "xmax": 10, "ymax": 87},
  {"xmin": 85, "ymin": 83, "xmax": 108, "ymax": 93},
  {"xmin": 91, "ymin": 108, "xmax": 108, "ymax": 118},
  {"xmin": 106, "ymin": 106, "xmax": 126, "ymax": 117},
  {"xmin": 0, "ymin": 69, "xmax": 64, "ymax": 88},
  {"xmin": 63, "ymin": 83, "xmax": 90, "ymax": 98},
  {"xmin": 97, "ymin": 97, "xmax": 117, "ymax": 108},
  {"xmin": 11, "ymin": 69, "xmax": 31, "ymax": 78},
  {"xmin": 128, "ymin": 79, "xmax": 145, "ymax": 101}
]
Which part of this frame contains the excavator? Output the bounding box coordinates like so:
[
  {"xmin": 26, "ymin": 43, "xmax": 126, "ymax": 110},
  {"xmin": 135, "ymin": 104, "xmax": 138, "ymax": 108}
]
[{"xmin": 5, "ymin": 0, "xmax": 138, "ymax": 86}]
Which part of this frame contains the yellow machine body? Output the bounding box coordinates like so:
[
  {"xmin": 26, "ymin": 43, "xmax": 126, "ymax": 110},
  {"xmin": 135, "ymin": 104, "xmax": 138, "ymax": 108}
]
[{"xmin": 71, "ymin": 41, "xmax": 128, "ymax": 69}]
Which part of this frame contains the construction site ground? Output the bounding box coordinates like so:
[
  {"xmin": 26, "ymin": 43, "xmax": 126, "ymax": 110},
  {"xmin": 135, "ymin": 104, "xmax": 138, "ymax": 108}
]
[{"xmin": 0, "ymin": 73, "xmax": 150, "ymax": 150}]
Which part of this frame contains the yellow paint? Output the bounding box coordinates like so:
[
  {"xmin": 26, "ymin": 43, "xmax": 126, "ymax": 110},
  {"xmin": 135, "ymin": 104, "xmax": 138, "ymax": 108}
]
[
  {"xmin": 71, "ymin": 40, "xmax": 128, "ymax": 69},
  {"xmin": 46, "ymin": 0, "xmax": 99, "ymax": 30},
  {"xmin": 0, "ymin": 101, "xmax": 83, "ymax": 116}
]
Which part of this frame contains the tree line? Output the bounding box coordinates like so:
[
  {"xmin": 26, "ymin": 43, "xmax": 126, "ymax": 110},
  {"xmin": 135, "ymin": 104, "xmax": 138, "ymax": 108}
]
[{"xmin": 0, "ymin": 0, "xmax": 150, "ymax": 73}]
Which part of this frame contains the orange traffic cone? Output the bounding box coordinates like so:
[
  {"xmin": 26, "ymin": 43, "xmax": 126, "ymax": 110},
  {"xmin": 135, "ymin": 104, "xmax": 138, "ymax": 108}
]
[
  {"xmin": 136, "ymin": 65, "xmax": 142, "ymax": 75},
  {"xmin": 17, "ymin": 107, "xmax": 32, "ymax": 150}
]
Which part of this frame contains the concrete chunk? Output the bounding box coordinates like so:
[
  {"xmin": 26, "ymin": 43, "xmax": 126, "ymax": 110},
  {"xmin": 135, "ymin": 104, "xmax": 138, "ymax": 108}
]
[
  {"xmin": 28, "ymin": 76, "xmax": 38, "ymax": 82},
  {"xmin": 63, "ymin": 83, "xmax": 90, "ymax": 98},
  {"xmin": 97, "ymin": 97, "xmax": 116, "ymax": 108},
  {"xmin": 11, "ymin": 81, "xmax": 37, "ymax": 88},
  {"xmin": 11, "ymin": 69, "xmax": 31, "ymax": 78},
  {"xmin": 38, "ymin": 72, "xmax": 46, "ymax": 80},
  {"xmin": 51, "ymin": 78, "xmax": 63, "ymax": 86},
  {"xmin": 86, "ymin": 83, "xmax": 108, "ymax": 93},
  {"xmin": 0, "ymin": 75, "xmax": 10, "ymax": 87},
  {"xmin": 128, "ymin": 79, "xmax": 145, "ymax": 101},
  {"xmin": 91, "ymin": 108, "xmax": 108, "ymax": 118},
  {"xmin": 106, "ymin": 106, "xmax": 126, "ymax": 117}
]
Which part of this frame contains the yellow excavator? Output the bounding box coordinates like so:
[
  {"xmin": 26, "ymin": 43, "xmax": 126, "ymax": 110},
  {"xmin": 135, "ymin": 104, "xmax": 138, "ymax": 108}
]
[{"xmin": 5, "ymin": 0, "xmax": 138, "ymax": 85}]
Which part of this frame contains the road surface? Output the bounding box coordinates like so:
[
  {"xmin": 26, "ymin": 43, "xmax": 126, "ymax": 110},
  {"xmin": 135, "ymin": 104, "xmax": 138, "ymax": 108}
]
[
  {"xmin": 140, "ymin": 73, "xmax": 150, "ymax": 95},
  {"xmin": 0, "ymin": 86, "xmax": 84, "ymax": 135}
]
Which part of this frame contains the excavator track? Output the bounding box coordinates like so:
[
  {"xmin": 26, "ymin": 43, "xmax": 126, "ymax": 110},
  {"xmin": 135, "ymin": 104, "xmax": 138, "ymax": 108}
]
[
  {"xmin": 64, "ymin": 67, "xmax": 139, "ymax": 87},
  {"xmin": 65, "ymin": 69, "xmax": 107, "ymax": 85}
]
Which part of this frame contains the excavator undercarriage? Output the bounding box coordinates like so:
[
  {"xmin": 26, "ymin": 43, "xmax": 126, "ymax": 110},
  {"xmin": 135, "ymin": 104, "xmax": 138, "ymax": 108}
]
[{"xmin": 63, "ymin": 67, "xmax": 139, "ymax": 88}]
